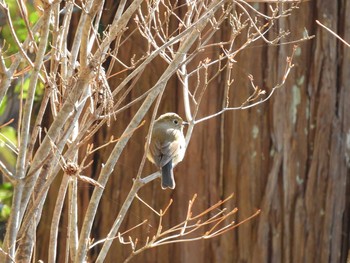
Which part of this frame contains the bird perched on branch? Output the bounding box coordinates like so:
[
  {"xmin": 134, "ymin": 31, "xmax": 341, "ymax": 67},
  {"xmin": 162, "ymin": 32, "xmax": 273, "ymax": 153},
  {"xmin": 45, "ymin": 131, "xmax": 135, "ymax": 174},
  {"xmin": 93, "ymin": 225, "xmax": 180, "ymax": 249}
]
[{"xmin": 146, "ymin": 113, "xmax": 186, "ymax": 189}]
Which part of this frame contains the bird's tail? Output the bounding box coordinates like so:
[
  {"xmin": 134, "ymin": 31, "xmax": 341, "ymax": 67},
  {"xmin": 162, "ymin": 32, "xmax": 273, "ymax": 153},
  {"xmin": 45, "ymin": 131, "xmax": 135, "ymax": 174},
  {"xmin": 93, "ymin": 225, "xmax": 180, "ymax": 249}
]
[{"xmin": 161, "ymin": 160, "xmax": 175, "ymax": 189}]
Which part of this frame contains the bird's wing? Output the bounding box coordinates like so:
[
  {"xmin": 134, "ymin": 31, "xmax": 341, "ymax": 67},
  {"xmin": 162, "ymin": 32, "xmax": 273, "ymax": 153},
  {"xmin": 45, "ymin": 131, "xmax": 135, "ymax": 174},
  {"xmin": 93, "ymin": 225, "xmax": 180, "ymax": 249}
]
[{"xmin": 150, "ymin": 139, "xmax": 179, "ymax": 168}]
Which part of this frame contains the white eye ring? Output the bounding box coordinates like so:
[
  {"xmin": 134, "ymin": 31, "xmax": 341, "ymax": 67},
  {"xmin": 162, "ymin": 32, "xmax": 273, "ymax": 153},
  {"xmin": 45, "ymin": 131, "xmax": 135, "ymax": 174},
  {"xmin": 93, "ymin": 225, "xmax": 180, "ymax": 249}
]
[{"xmin": 173, "ymin": 119, "xmax": 179, "ymax": 125}]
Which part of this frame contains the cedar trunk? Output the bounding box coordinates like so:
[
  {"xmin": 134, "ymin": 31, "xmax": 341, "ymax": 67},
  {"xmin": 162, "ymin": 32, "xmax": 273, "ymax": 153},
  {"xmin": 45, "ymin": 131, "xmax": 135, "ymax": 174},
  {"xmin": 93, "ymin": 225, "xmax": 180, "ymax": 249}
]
[{"xmin": 37, "ymin": 1, "xmax": 350, "ymax": 262}]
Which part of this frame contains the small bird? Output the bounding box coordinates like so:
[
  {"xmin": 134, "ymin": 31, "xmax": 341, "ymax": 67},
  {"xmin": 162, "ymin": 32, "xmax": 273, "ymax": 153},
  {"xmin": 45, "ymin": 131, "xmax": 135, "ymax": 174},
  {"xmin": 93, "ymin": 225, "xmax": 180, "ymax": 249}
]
[{"xmin": 146, "ymin": 113, "xmax": 186, "ymax": 189}]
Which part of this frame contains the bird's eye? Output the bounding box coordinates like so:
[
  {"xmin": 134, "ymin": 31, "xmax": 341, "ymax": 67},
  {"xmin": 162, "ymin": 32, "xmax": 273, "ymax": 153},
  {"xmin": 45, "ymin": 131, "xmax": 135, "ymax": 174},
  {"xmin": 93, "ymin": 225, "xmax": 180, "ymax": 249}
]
[{"xmin": 173, "ymin": 119, "xmax": 179, "ymax": 125}]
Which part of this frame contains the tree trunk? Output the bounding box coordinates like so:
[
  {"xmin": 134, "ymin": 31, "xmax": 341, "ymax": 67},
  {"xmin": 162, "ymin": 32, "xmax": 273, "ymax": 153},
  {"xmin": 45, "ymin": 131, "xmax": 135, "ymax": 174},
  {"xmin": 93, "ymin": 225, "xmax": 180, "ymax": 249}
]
[{"xmin": 35, "ymin": 1, "xmax": 350, "ymax": 262}]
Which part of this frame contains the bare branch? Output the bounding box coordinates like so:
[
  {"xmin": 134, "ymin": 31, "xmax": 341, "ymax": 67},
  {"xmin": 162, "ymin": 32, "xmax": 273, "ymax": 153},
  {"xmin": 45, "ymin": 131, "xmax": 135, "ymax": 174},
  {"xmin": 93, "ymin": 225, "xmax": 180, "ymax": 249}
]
[
  {"xmin": 0, "ymin": 0, "xmax": 308, "ymax": 262},
  {"xmin": 121, "ymin": 194, "xmax": 260, "ymax": 262},
  {"xmin": 316, "ymin": 19, "xmax": 350, "ymax": 47}
]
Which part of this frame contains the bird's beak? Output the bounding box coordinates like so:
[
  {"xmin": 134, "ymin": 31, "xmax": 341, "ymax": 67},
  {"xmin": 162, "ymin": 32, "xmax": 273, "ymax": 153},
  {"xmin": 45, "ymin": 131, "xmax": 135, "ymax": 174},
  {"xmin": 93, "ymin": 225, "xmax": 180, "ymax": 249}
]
[{"xmin": 182, "ymin": 121, "xmax": 189, "ymax": 126}]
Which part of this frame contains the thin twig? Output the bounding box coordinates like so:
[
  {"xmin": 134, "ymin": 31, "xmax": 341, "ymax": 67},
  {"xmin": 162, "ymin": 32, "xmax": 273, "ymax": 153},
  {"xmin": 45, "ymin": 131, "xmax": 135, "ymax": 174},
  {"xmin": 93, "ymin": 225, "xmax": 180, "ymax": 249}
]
[{"xmin": 316, "ymin": 20, "xmax": 350, "ymax": 47}]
